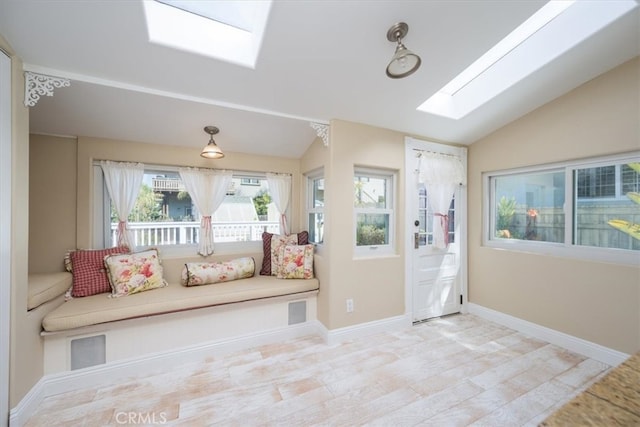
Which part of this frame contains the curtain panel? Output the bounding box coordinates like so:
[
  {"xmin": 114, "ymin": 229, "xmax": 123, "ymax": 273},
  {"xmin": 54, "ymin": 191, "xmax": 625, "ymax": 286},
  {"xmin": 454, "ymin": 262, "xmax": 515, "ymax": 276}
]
[
  {"xmin": 179, "ymin": 168, "xmax": 233, "ymax": 256},
  {"xmin": 100, "ymin": 161, "xmax": 145, "ymax": 250},
  {"xmin": 418, "ymin": 152, "xmax": 466, "ymax": 249},
  {"xmin": 266, "ymin": 172, "xmax": 292, "ymax": 235}
]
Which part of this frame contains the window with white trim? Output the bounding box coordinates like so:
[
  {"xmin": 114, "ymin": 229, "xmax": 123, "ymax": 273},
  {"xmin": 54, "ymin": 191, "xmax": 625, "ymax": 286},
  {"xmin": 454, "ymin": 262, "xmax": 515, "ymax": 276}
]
[
  {"xmin": 485, "ymin": 153, "xmax": 640, "ymax": 264},
  {"xmin": 93, "ymin": 163, "xmax": 283, "ymax": 250},
  {"xmin": 306, "ymin": 171, "xmax": 324, "ymax": 244},
  {"xmin": 354, "ymin": 168, "xmax": 395, "ymax": 255}
]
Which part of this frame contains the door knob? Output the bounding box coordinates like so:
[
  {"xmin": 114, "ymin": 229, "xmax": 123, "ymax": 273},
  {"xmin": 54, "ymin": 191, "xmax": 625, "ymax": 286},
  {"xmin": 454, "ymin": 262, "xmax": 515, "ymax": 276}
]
[{"xmin": 414, "ymin": 220, "xmax": 420, "ymax": 227}]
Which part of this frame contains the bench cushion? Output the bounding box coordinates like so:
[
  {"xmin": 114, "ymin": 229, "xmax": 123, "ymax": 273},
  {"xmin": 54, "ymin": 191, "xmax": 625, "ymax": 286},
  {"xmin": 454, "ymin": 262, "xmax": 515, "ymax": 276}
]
[
  {"xmin": 28, "ymin": 272, "xmax": 72, "ymax": 310},
  {"xmin": 42, "ymin": 275, "xmax": 319, "ymax": 332}
]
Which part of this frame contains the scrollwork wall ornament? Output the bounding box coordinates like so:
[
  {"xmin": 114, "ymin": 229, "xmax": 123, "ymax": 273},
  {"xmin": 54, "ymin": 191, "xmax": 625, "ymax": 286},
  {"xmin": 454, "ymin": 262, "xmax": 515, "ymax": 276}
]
[
  {"xmin": 24, "ymin": 71, "xmax": 71, "ymax": 107},
  {"xmin": 309, "ymin": 122, "xmax": 329, "ymax": 147}
]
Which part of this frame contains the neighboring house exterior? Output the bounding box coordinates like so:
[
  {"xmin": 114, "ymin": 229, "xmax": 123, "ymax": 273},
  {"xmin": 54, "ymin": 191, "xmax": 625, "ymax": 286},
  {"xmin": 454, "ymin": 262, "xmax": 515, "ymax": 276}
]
[{"xmin": 151, "ymin": 175, "xmax": 270, "ymax": 222}]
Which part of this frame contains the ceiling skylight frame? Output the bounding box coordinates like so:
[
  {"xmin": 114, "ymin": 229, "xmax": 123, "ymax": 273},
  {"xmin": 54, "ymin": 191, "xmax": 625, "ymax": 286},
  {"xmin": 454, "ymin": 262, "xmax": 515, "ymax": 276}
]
[
  {"xmin": 142, "ymin": 0, "xmax": 272, "ymax": 69},
  {"xmin": 418, "ymin": 0, "xmax": 639, "ymax": 120}
]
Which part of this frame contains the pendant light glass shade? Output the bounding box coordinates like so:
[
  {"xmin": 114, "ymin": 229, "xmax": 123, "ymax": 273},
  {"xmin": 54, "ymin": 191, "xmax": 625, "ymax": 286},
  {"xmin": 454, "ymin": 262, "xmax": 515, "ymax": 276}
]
[
  {"xmin": 386, "ymin": 22, "xmax": 421, "ymax": 79},
  {"xmin": 200, "ymin": 126, "xmax": 225, "ymax": 159},
  {"xmin": 386, "ymin": 43, "xmax": 421, "ymax": 78}
]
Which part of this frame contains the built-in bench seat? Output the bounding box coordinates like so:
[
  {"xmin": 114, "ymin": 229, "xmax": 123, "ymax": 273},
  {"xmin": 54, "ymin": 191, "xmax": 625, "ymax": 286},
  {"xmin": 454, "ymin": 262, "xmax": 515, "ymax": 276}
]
[
  {"xmin": 27, "ymin": 272, "xmax": 71, "ymax": 311},
  {"xmin": 42, "ymin": 274, "xmax": 319, "ymax": 332},
  {"xmin": 38, "ymin": 251, "xmax": 321, "ymax": 374}
]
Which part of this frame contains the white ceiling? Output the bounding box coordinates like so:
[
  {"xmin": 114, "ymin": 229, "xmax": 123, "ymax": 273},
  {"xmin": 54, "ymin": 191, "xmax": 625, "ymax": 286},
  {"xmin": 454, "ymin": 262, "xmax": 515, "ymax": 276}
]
[{"xmin": 0, "ymin": 0, "xmax": 638, "ymax": 158}]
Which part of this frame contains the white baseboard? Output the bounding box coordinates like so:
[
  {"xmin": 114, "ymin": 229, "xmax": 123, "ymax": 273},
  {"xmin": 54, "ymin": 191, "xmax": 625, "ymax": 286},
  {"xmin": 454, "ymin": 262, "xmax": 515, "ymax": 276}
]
[
  {"xmin": 468, "ymin": 303, "xmax": 630, "ymax": 367},
  {"xmin": 10, "ymin": 321, "xmax": 322, "ymax": 427},
  {"xmin": 319, "ymin": 314, "xmax": 412, "ymax": 346}
]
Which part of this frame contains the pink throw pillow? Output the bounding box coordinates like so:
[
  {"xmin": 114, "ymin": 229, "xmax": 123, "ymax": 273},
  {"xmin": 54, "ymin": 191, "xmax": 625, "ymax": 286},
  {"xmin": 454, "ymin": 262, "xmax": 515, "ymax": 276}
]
[{"xmin": 69, "ymin": 246, "xmax": 130, "ymax": 297}]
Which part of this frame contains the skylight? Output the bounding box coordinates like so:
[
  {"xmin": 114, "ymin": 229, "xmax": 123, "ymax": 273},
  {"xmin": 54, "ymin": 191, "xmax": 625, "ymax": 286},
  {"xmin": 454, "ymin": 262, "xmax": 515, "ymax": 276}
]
[
  {"xmin": 142, "ymin": 0, "xmax": 272, "ymax": 68},
  {"xmin": 418, "ymin": 0, "xmax": 639, "ymax": 120}
]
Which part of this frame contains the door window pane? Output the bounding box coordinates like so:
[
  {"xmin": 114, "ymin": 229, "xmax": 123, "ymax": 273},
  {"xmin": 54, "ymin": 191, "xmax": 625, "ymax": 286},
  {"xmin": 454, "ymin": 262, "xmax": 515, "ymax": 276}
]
[{"xmin": 417, "ymin": 185, "xmax": 456, "ymax": 246}]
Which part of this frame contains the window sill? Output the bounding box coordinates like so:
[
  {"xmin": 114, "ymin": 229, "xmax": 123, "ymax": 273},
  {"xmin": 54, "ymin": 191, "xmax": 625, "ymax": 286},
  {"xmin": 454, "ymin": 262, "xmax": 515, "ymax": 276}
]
[
  {"xmin": 136, "ymin": 240, "xmax": 264, "ymax": 259},
  {"xmin": 484, "ymin": 239, "xmax": 640, "ymax": 266},
  {"xmin": 353, "ymin": 246, "xmax": 398, "ymax": 260}
]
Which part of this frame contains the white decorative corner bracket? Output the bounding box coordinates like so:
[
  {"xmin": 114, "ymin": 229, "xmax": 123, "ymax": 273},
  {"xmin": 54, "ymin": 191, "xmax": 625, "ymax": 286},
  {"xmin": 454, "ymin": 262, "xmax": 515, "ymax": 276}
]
[
  {"xmin": 24, "ymin": 71, "xmax": 70, "ymax": 107},
  {"xmin": 310, "ymin": 122, "xmax": 329, "ymax": 147}
]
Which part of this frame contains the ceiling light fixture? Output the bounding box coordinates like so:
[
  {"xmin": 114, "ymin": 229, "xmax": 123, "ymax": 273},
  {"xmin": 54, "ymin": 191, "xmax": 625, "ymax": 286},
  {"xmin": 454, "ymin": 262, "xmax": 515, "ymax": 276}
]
[
  {"xmin": 200, "ymin": 126, "xmax": 225, "ymax": 159},
  {"xmin": 386, "ymin": 22, "xmax": 421, "ymax": 79}
]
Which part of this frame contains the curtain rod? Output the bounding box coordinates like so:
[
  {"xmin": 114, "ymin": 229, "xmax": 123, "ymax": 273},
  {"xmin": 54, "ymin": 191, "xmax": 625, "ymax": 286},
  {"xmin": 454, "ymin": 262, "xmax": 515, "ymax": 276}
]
[
  {"xmin": 92, "ymin": 160, "xmax": 292, "ymax": 177},
  {"xmin": 414, "ymin": 149, "xmax": 458, "ymax": 158}
]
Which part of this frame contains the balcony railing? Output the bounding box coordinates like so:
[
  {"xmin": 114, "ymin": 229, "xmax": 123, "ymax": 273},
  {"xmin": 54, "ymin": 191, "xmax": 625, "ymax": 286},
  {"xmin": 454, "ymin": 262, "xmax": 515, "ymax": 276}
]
[
  {"xmin": 111, "ymin": 221, "xmax": 279, "ymax": 247},
  {"xmin": 152, "ymin": 178, "xmax": 185, "ymax": 192},
  {"xmin": 152, "ymin": 178, "xmax": 237, "ymax": 194}
]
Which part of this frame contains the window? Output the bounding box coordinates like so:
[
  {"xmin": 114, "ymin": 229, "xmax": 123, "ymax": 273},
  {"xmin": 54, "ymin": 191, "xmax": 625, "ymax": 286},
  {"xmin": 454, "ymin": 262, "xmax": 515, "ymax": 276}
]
[
  {"xmin": 485, "ymin": 153, "xmax": 640, "ymax": 264},
  {"xmin": 354, "ymin": 169, "xmax": 395, "ymax": 254},
  {"xmin": 94, "ymin": 164, "xmax": 282, "ymax": 250},
  {"xmin": 307, "ymin": 173, "xmax": 324, "ymax": 244},
  {"xmin": 491, "ymin": 169, "xmax": 565, "ymax": 243},
  {"xmin": 574, "ymin": 162, "xmax": 640, "ymax": 251}
]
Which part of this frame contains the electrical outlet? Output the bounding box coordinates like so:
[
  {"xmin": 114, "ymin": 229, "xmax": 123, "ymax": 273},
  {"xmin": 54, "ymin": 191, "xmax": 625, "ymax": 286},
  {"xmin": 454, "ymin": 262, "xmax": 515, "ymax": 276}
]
[{"xmin": 346, "ymin": 298, "xmax": 354, "ymax": 313}]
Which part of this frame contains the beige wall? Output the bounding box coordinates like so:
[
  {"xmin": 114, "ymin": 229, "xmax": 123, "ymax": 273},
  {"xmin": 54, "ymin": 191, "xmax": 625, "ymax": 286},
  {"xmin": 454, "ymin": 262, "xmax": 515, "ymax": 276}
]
[
  {"xmin": 317, "ymin": 120, "xmax": 407, "ymax": 330},
  {"xmin": 29, "ymin": 134, "xmax": 77, "ymax": 273},
  {"xmin": 2, "ymin": 35, "xmax": 40, "ymax": 408},
  {"xmin": 300, "ymin": 136, "xmax": 331, "ymax": 326},
  {"xmin": 468, "ymin": 57, "xmax": 640, "ymax": 354}
]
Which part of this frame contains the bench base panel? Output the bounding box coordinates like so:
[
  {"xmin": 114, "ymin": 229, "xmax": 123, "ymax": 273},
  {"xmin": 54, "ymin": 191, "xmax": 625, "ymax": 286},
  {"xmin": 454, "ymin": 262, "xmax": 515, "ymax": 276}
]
[{"xmin": 43, "ymin": 292, "xmax": 318, "ymax": 374}]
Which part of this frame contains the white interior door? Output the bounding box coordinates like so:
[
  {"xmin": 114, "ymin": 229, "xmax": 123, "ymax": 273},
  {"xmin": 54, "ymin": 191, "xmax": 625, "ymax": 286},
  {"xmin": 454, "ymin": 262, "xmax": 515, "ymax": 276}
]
[
  {"xmin": 412, "ymin": 184, "xmax": 462, "ymax": 321},
  {"xmin": 405, "ymin": 138, "xmax": 467, "ymax": 323}
]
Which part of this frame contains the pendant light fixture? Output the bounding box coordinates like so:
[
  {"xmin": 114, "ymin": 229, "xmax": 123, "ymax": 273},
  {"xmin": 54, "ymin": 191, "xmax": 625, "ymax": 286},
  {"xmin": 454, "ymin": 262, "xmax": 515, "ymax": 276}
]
[
  {"xmin": 386, "ymin": 22, "xmax": 421, "ymax": 79},
  {"xmin": 200, "ymin": 126, "xmax": 225, "ymax": 159}
]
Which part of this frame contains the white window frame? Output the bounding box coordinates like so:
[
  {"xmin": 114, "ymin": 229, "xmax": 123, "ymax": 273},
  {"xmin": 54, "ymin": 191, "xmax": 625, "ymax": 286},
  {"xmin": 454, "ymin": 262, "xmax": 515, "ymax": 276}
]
[
  {"xmin": 483, "ymin": 152, "xmax": 640, "ymax": 266},
  {"xmin": 306, "ymin": 169, "xmax": 324, "ymax": 246},
  {"xmin": 354, "ymin": 167, "xmax": 396, "ymax": 257},
  {"xmin": 93, "ymin": 163, "xmax": 287, "ymax": 256}
]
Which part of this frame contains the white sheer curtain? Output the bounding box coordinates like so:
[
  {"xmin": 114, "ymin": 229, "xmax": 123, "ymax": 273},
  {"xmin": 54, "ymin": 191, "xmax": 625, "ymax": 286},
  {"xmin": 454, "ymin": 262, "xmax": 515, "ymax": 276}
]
[
  {"xmin": 418, "ymin": 152, "xmax": 466, "ymax": 249},
  {"xmin": 100, "ymin": 161, "xmax": 145, "ymax": 250},
  {"xmin": 179, "ymin": 167, "xmax": 233, "ymax": 256},
  {"xmin": 266, "ymin": 173, "xmax": 291, "ymax": 235}
]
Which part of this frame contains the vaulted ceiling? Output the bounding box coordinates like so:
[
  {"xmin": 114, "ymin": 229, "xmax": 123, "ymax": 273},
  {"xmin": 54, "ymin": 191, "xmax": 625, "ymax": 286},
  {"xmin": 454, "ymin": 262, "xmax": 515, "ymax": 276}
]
[{"xmin": 1, "ymin": 1, "xmax": 638, "ymax": 158}]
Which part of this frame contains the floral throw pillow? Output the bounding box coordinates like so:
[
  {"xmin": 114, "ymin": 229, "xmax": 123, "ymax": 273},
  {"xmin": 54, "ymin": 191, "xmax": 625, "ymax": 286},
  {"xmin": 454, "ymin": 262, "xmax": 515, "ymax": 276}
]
[
  {"xmin": 270, "ymin": 234, "xmax": 299, "ymax": 276},
  {"xmin": 277, "ymin": 245, "xmax": 314, "ymax": 279},
  {"xmin": 181, "ymin": 257, "xmax": 255, "ymax": 286},
  {"xmin": 260, "ymin": 231, "xmax": 309, "ymax": 275},
  {"xmin": 104, "ymin": 249, "xmax": 167, "ymax": 297}
]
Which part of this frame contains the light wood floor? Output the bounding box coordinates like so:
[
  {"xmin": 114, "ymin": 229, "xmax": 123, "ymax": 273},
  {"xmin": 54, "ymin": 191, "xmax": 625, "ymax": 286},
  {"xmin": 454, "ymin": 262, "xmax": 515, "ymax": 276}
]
[{"xmin": 25, "ymin": 314, "xmax": 611, "ymax": 426}]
